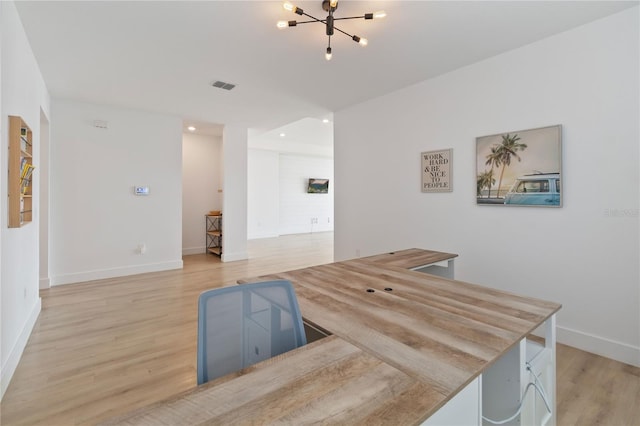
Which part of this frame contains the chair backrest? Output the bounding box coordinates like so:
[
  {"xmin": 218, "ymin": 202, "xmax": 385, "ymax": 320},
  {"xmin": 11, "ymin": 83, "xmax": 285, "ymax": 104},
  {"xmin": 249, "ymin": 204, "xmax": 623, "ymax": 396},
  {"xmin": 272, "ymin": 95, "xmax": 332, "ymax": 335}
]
[{"xmin": 197, "ymin": 280, "xmax": 307, "ymax": 385}]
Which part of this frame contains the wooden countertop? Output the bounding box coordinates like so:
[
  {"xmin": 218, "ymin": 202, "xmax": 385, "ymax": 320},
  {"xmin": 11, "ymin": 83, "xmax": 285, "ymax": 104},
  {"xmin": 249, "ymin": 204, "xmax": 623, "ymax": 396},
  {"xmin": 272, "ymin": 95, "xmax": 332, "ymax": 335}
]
[
  {"xmin": 106, "ymin": 249, "xmax": 561, "ymax": 425},
  {"xmin": 351, "ymin": 247, "xmax": 458, "ymax": 270},
  {"xmin": 105, "ymin": 336, "xmax": 440, "ymax": 425}
]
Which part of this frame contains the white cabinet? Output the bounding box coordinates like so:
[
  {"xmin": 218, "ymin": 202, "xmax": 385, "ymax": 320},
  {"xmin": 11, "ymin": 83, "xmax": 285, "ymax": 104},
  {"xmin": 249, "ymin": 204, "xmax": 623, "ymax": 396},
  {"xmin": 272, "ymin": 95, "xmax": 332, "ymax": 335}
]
[
  {"xmin": 482, "ymin": 316, "xmax": 556, "ymax": 426},
  {"xmin": 411, "ymin": 258, "xmax": 455, "ymax": 279},
  {"xmin": 522, "ymin": 340, "xmax": 555, "ymax": 426},
  {"xmin": 244, "ymin": 309, "xmax": 272, "ymax": 366},
  {"xmin": 420, "ymin": 315, "xmax": 556, "ymax": 426},
  {"xmin": 422, "ymin": 377, "xmax": 481, "ymax": 426}
]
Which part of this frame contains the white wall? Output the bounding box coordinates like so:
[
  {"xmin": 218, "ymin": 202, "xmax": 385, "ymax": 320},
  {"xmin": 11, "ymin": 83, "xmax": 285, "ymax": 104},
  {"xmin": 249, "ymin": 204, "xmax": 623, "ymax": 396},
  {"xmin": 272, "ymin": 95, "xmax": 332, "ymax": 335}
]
[
  {"xmin": 221, "ymin": 125, "xmax": 248, "ymax": 262},
  {"xmin": 50, "ymin": 100, "xmax": 183, "ymax": 285},
  {"xmin": 279, "ymin": 154, "xmax": 334, "ymax": 235},
  {"xmin": 0, "ymin": 0, "xmax": 50, "ymax": 398},
  {"xmin": 1, "ymin": 1, "xmax": 4, "ymax": 398},
  {"xmin": 1, "ymin": 2, "xmax": 4, "ymax": 398},
  {"xmin": 248, "ymin": 149, "xmax": 280, "ymax": 239},
  {"xmin": 334, "ymin": 8, "xmax": 639, "ymax": 367},
  {"xmin": 39, "ymin": 109, "xmax": 50, "ymax": 289},
  {"xmin": 182, "ymin": 133, "xmax": 222, "ymax": 255},
  {"xmin": 247, "ymin": 150, "xmax": 334, "ymax": 238}
]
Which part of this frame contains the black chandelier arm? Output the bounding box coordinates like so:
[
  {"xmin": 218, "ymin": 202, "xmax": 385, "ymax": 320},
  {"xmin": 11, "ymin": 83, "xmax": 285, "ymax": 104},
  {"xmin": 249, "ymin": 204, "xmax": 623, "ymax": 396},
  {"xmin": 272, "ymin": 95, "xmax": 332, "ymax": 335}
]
[
  {"xmin": 286, "ymin": 18, "xmax": 360, "ymax": 41},
  {"xmin": 301, "ymin": 20, "xmax": 357, "ymax": 40},
  {"xmin": 292, "ymin": 19, "xmax": 324, "ymax": 25},
  {"xmin": 332, "ymin": 15, "xmax": 367, "ymax": 21},
  {"xmin": 300, "ymin": 11, "xmax": 325, "ymax": 24},
  {"xmin": 331, "ymin": 25, "xmax": 354, "ymax": 39}
]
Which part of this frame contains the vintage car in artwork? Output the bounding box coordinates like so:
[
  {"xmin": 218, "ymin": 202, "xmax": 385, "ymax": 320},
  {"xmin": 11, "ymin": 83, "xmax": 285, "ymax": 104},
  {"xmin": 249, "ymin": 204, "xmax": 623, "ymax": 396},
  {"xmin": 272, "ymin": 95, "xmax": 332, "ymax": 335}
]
[{"xmin": 504, "ymin": 173, "xmax": 561, "ymax": 206}]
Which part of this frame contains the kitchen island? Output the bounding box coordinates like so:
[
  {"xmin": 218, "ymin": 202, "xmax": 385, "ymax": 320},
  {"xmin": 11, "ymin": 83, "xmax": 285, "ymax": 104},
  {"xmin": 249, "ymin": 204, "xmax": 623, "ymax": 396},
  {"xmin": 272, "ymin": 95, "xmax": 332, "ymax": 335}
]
[{"xmin": 106, "ymin": 249, "xmax": 561, "ymax": 425}]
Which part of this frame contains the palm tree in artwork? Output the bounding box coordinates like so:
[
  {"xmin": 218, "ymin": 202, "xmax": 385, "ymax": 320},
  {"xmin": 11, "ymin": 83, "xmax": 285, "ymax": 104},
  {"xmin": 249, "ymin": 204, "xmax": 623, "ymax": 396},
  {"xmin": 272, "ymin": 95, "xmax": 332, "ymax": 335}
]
[
  {"xmin": 494, "ymin": 133, "xmax": 527, "ymax": 197},
  {"xmin": 477, "ymin": 170, "xmax": 495, "ymax": 198},
  {"xmin": 484, "ymin": 146, "xmax": 502, "ymax": 198}
]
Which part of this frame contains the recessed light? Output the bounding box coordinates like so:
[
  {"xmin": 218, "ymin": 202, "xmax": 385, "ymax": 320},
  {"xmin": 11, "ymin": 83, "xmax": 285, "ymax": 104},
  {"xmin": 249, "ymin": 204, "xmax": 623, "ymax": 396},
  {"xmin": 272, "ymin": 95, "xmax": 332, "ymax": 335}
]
[
  {"xmin": 322, "ymin": 119, "xmax": 330, "ymax": 123},
  {"xmin": 280, "ymin": 133, "xmax": 286, "ymax": 137},
  {"xmin": 188, "ymin": 126, "xmax": 196, "ymax": 132}
]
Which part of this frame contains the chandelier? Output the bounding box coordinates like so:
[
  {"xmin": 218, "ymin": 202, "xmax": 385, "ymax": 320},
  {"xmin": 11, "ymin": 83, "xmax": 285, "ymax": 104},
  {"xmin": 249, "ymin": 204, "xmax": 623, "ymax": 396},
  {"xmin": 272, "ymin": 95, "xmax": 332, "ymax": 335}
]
[{"xmin": 277, "ymin": 1, "xmax": 386, "ymax": 60}]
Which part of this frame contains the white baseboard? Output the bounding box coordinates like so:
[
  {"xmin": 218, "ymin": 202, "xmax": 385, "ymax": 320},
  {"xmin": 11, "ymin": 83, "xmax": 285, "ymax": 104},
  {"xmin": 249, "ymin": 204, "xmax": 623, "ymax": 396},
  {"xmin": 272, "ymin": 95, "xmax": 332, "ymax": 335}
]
[
  {"xmin": 248, "ymin": 232, "xmax": 279, "ymax": 240},
  {"xmin": 221, "ymin": 251, "xmax": 249, "ymax": 262},
  {"xmin": 279, "ymin": 227, "xmax": 334, "ymax": 236},
  {"xmin": 51, "ymin": 260, "xmax": 184, "ymax": 286},
  {"xmin": 1, "ymin": 298, "xmax": 41, "ymax": 400},
  {"xmin": 39, "ymin": 277, "xmax": 50, "ymax": 289},
  {"xmin": 557, "ymin": 325, "xmax": 640, "ymax": 367},
  {"xmin": 182, "ymin": 246, "xmax": 205, "ymax": 256}
]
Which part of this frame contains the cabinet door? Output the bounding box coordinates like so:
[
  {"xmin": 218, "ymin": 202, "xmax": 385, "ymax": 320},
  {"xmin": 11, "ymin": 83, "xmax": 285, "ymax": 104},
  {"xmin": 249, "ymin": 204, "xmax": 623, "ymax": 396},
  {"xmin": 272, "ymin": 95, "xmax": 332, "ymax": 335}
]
[
  {"xmin": 525, "ymin": 348, "xmax": 554, "ymax": 426},
  {"xmin": 243, "ymin": 310, "xmax": 272, "ymax": 366},
  {"xmin": 422, "ymin": 377, "xmax": 481, "ymax": 425}
]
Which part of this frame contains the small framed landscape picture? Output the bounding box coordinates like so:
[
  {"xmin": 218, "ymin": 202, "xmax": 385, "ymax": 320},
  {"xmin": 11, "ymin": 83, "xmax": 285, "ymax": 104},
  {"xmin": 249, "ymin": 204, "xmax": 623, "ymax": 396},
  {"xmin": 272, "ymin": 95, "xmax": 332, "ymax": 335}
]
[
  {"xmin": 421, "ymin": 149, "xmax": 452, "ymax": 193},
  {"xmin": 476, "ymin": 125, "xmax": 562, "ymax": 207},
  {"xmin": 307, "ymin": 178, "xmax": 329, "ymax": 194}
]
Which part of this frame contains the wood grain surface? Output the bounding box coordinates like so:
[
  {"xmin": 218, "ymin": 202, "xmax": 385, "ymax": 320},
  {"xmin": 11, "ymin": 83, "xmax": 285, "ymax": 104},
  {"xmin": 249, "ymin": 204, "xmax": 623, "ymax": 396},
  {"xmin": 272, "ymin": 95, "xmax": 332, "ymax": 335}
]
[
  {"xmin": 103, "ymin": 336, "xmax": 444, "ymax": 426},
  {"xmin": 110, "ymin": 249, "xmax": 560, "ymax": 424},
  {"xmin": 2, "ymin": 237, "xmax": 636, "ymax": 426},
  {"xmin": 240, "ymin": 250, "xmax": 561, "ymax": 401},
  {"xmin": 350, "ymin": 248, "xmax": 457, "ymax": 270}
]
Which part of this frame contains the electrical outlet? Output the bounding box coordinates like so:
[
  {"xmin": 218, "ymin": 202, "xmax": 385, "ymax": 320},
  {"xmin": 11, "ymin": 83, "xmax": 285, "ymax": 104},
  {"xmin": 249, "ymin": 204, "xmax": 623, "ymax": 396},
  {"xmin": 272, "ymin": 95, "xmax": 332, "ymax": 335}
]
[{"xmin": 356, "ymin": 249, "xmax": 361, "ymax": 258}]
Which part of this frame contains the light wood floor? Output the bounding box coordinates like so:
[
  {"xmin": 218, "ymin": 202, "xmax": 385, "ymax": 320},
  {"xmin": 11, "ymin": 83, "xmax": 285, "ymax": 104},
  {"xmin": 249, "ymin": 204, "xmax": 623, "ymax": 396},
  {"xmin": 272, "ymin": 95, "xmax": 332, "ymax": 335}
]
[{"xmin": 1, "ymin": 232, "xmax": 638, "ymax": 425}]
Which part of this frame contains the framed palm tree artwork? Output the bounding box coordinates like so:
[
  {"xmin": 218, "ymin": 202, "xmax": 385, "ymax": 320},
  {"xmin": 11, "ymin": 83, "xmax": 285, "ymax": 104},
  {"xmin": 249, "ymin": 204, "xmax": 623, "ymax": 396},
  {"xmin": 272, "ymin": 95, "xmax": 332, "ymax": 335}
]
[{"xmin": 476, "ymin": 125, "xmax": 562, "ymax": 207}]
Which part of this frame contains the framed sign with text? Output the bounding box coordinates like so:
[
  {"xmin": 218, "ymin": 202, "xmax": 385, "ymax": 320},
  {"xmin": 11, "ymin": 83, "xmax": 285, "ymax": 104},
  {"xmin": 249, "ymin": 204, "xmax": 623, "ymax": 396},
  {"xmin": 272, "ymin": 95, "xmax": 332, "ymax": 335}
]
[{"xmin": 421, "ymin": 149, "xmax": 452, "ymax": 193}]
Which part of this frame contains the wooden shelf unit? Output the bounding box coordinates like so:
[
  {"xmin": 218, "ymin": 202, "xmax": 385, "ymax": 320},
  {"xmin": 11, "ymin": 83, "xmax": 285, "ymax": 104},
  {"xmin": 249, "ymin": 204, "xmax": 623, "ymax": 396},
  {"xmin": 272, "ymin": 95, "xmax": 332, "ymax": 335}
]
[
  {"xmin": 8, "ymin": 116, "xmax": 34, "ymax": 228},
  {"xmin": 205, "ymin": 214, "xmax": 222, "ymax": 256}
]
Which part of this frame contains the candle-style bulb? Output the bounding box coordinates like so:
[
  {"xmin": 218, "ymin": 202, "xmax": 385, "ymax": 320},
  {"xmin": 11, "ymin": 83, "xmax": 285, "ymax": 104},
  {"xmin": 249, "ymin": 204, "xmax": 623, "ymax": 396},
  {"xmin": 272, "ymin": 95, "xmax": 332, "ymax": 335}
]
[{"xmin": 325, "ymin": 47, "xmax": 333, "ymax": 61}]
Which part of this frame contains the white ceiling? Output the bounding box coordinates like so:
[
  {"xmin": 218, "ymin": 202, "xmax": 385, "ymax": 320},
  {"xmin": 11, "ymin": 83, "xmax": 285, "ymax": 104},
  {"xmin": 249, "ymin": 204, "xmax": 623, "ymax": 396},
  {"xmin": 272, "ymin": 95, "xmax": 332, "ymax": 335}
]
[
  {"xmin": 249, "ymin": 116, "xmax": 334, "ymax": 156},
  {"xmin": 15, "ymin": 1, "xmax": 637, "ymax": 137}
]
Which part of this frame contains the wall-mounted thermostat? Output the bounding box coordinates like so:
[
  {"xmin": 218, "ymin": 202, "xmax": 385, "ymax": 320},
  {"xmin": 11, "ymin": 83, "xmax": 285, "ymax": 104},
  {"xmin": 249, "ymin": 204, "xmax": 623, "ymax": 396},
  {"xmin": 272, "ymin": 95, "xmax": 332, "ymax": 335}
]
[{"xmin": 134, "ymin": 186, "xmax": 150, "ymax": 196}]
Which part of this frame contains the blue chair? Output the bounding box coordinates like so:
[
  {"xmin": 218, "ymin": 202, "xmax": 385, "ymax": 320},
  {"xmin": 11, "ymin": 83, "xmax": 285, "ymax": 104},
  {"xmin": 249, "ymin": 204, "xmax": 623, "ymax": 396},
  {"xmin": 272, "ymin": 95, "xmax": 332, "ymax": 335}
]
[{"xmin": 196, "ymin": 280, "xmax": 307, "ymax": 385}]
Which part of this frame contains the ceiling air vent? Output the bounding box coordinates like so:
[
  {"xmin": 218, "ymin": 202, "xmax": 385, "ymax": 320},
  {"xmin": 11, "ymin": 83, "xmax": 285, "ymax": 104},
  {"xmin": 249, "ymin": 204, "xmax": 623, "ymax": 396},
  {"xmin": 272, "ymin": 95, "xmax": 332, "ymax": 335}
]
[{"xmin": 211, "ymin": 80, "xmax": 236, "ymax": 91}]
